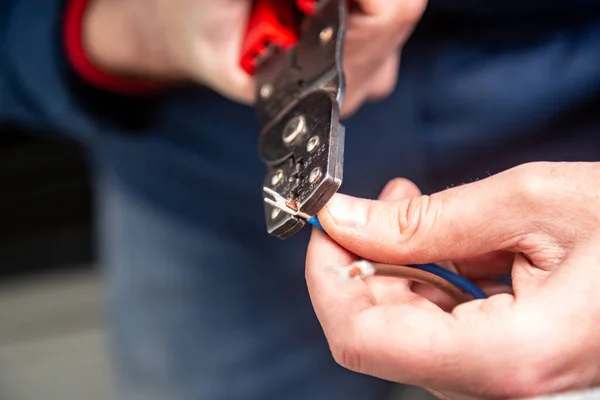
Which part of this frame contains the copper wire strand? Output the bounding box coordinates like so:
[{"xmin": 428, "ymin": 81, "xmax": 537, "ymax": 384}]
[{"xmin": 370, "ymin": 262, "xmax": 472, "ymax": 304}]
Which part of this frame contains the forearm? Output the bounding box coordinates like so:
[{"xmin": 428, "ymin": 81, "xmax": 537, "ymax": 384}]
[
  {"xmin": 67, "ymin": 0, "xmax": 183, "ymax": 94},
  {"xmin": 81, "ymin": 0, "xmax": 182, "ymax": 81},
  {"xmin": 1, "ymin": 0, "xmax": 169, "ymax": 141}
]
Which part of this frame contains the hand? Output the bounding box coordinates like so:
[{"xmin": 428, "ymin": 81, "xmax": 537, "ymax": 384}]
[
  {"xmin": 306, "ymin": 162, "xmax": 600, "ymax": 399},
  {"xmin": 82, "ymin": 0, "xmax": 426, "ymax": 114}
]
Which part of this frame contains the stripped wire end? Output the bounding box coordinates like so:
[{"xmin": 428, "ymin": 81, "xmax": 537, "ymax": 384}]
[
  {"xmin": 327, "ymin": 260, "xmax": 376, "ymax": 283},
  {"xmin": 263, "ymin": 187, "xmax": 311, "ymax": 220}
]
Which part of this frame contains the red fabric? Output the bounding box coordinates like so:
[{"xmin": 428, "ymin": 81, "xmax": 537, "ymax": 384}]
[{"xmin": 63, "ymin": 0, "xmax": 165, "ymax": 95}]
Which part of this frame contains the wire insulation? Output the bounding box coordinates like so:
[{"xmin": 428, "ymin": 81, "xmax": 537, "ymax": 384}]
[
  {"xmin": 307, "ymin": 216, "xmax": 487, "ymax": 299},
  {"xmin": 371, "ymin": 263, "xmax": 471, "ymax": 303}
]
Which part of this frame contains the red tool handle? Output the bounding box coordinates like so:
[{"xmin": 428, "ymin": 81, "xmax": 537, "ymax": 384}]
[
  {"xmin": 296, "ymin": 0, "xmax": 319, "ymax": 15},
  {"xmin": 240, "ymin": 0, "xmax": 319, "ymax": 75}
]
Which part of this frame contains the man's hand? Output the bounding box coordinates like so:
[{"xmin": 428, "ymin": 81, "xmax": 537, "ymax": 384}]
[
  {"xmin": 306, "ymin": 162, "xmax": 600, "ymax": 399},
  {"xmin": 82, "ymin": 0, "xmax": 426, "ymax": 114}
]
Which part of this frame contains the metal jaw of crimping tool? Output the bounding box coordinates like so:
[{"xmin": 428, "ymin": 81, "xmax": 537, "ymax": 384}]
[{"xmin": 240, "ymin": 0, "xmax": 348, "ymax": 239}]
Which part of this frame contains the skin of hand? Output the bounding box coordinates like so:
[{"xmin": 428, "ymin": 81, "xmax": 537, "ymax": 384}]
[
  {"xmin": 82, "ymin": 0, "xmax": 427, "ymax": 115},
  {"xmin": 305, "ymin": 161, "xmax": 600, "ymax": 400}
]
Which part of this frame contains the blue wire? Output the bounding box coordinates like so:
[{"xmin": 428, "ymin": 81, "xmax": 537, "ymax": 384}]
[
  {"xmin": 411, "ymin": 263, "xmax": 487, "ymax": 299},
  {"xmin": 306, "ymin": 216, "xmax": 487, "ymax": 299},
  {"xmin": 307, "ymin": 216, "xmax": 323, "ymax": 231}
]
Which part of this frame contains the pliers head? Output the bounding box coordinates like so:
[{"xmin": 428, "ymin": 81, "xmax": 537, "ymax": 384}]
[{"xmin": 242, "ymin": 0, "xmax": 348, "ymax": 239}]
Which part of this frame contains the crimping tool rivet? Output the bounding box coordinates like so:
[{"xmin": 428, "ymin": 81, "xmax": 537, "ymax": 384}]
[
  {"xmin": 271, "ymin": 170, "xmax": 284, "ymax": 186},
  {"xmin": 271, "ymin": 207, "xmax": 282, "ymax": 220},
  {"xmin": 306, "ymin": 136, "xmax": 320, "ymax": 152},
  {"xmin": 260, "ymin": 84, "xmax": 273, "ymax": 99},
  {"xmin": 309, "ymin": 167, "xmax": 322, "ymax": 183},
  {"xmin": 282, "ymin": 115, "xmax": 307, "ymax": 144},
  {"xmin": 320, "ymin": 26, "xmax": 334, "ymax": 43}
]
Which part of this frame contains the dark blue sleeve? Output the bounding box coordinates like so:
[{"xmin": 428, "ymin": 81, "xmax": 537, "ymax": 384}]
[{"xmin": 1, "ymin": 0, "xmax": 168, "ymax": 144}]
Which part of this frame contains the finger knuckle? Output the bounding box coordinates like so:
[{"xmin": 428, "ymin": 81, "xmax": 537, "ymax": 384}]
[
  {"xmin": 331, "ymin": 339, "xmax": 364, "ymax": 373},
  {"xmin": 396, "ymin": 195, "xmax": 432, "ymax": 244},
  {"xmin": 366, "ymin": 55, "xmax": 400, "ymax": 101},
  {"xmin": 329, "ymin": 318, "xmax": 368, "ymax": 372},
  {"xmin": 390, "ymin": 0, "xmax": 427, "ymax": 27},
  {"xmin": 368, "ymin": 84, "xmax": 395, "ymax": 101},
  {"xmin": 367, "ymin": 75, "xmax": 398, "ymax": 100},
  {"xmin": 511, "ymin": 162, "xmax": 555, "ymax": 205}
]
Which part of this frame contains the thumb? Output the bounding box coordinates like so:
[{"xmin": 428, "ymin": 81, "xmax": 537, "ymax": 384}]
[{"xmin": 318, "ymin": 168, "xmax": 537, "ymax": 265}]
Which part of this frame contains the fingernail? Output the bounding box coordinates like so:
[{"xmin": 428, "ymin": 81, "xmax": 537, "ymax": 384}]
[{"xmin": 324, "ymin": 193, "xmax": 368, "ymax": 228}]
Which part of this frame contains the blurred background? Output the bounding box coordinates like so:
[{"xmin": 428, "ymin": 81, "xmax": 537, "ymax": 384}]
[
  {"xmin": 0, "ymin": 125, "xmax": 113, "ymax": 400},
  {"xmin": 0, "ymin": 127, "xmax": 432, "ymax": 400}
]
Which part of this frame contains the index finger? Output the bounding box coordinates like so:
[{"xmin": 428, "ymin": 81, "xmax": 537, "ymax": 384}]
[
  {"xmin": 305, "ymin": 227, "xmax": 518, "ymax": 393},
  {"xmin": 305, "ymin": 228, "xmax": 457, "ymax": 378},
  {"xmin": 305, "ymin": 228, "xmax": 374, "ymax": 333}
]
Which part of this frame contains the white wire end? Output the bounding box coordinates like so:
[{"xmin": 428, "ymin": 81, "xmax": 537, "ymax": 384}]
[{"xmin": 326, "ymin": 260, "xmax": 376, "ymax": 283}]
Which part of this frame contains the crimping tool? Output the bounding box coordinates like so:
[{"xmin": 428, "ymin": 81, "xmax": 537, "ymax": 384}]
[{"xmin": 240, "ymin": 0, "xmax": 348, "ymax": 239}]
